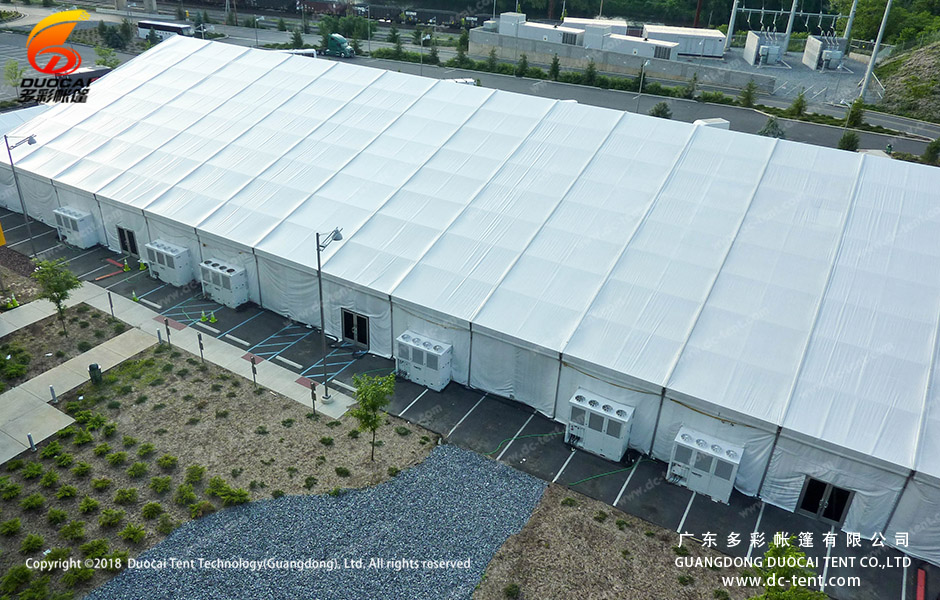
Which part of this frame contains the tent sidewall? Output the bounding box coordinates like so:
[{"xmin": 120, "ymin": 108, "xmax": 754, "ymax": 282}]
[{"xmin": 469, "ymin": 327, "xmax": 558, "ymax": 417}]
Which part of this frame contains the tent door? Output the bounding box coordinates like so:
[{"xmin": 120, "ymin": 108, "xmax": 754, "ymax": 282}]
[
  {"xmin": 796, "ymin": 477, "xmax": 853, "ymax": 526},
  {"xmin": 117, "ymin": 227, "xmax": 138, "ymax": 256},
  {"xmin": 341, "ymin": 309, "xmax": 369, "ymax": 349}
]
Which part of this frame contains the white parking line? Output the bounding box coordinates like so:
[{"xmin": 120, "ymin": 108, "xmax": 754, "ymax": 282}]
[
  {"xmin": 552, "ymin": 449, "xmax": 577, "ymax": 483},
  {"xmin": 274, "ymin": 355, "xmax": 301, "ymax": 369},
  {"xmin": 8, "ymin": 230, "xmax": 54, "ymax": 247},
  {"xmin": 820, "ymin": 525, "xmax": 835, "ymax": 592},
  {"xmin": 398, "ymin": 389, "xmax": 428, "ymax": 417},
  {"xmin": 224, "ymin": 334, "xmax": 249, "ymax": 346},
  {"xmin": 677, "ymin": 492, "xmax": 696, "ymax": 533},
  {"xmin": 746, "ymin": 503, "xmax": 766, "ymax": 560},
  {"xmin": 63, "ymin": 248, "xmax": 102, "ymax": 264},
  {"xmin": 613, "ymin": 460, "xmax": 641, "ymax": 507},
  {"xmin": 496, "ymin": 413, "xmax": 535, "ymax": 462},
  {"xmin": 78, "ymin": 264, "xmax": 110, "ymax": 279},
  {"xmin": 193, "ymin": 321, "xmax": 219, "ymax": 334},
  {"xmin": 139, "ymin": 298, "xmax": 162, "ymax": 310},
  {"xmin": 446, "ymin": 395, "xmax": 485, "ymax": 438}
]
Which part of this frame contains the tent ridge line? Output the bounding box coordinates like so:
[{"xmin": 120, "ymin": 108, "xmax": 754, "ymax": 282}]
[
  {"xmin": 467, "ymin": 109, "xmax": 629, "ymax": 326},
  {"xmin": 777, "ymin": 153, "xmax": 867, "ymax": 431},
  {"xmin": 333, "ymin": 83, "xmax": 500, "ymax": 291},
  {"xmin": 553, "ymin": 124, "xmax": 702, "ymax": 365},
  {"xmin": 661, "ymin": 137, "xmax": 781, "ymax": 390}
]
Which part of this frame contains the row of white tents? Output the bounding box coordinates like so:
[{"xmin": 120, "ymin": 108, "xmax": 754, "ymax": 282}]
[{"xmin": 2, "ymin": 36, "xmax": 939, "ymax": 565}]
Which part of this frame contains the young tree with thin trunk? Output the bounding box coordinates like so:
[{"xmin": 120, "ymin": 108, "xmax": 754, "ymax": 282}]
[
  {"xmin": 838, "ymin": 130, "xmax": 860, "ymax": 151},
  {"xmin": 549, "ymin": 54, "xmax": 560, "ymax": 81},
  {"xmin": 648, "ymin": 101, "xmax": 672, "ymax": 119},
  {"xmin": 31, "ymin": 260, "xmax": 81, "ymax": 337},
  {"xmin": 738, "ymin": 79, "xmax": 757, "ymax": 107},
  {"xmin": 350, "ymin": 373, "xmax": 394, "ymax": 461}
]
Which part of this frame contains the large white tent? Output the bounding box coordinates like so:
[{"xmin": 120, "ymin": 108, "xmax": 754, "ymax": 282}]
[{"xmin": 3, "ymin": 36, "xmax": 940, "ymax": 565}]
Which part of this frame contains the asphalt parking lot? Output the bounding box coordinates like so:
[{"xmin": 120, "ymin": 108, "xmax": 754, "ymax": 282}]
[{"xmin": 0, "ymin": 207, "xmax": 924, "ymax": 600}]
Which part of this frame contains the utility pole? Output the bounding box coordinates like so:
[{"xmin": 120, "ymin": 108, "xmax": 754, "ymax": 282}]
[
  {"xmin": 781, "ymin": 0, "xmax": 798, "ymax": 56},
  {"xmin": 859, "ymin": 0, "xmax": 892, "ymax": 100},
  {"xmin": 725, "ymin": 0, "xmax": 739, "ymax": 51}
]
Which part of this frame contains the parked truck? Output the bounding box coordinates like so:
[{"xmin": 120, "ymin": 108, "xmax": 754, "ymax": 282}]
[{"xmin": 323, "ymin": 33, "xmax": 354, "ymax": 58}]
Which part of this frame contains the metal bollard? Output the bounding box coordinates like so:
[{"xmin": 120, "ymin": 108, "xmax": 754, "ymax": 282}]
[
  {"xmin": 108, "ymin": 291, "xmax": 115, "ymax": 318},
  {"xmin": 49, "ymin": 385, "xmax": 57, "ymax": 404},
  {"xmin": 197, "ymin": 333, "xmax": 205, "ymax": 364},
  {"xmin": 250, "ymin": 356, "xmax": 257, "ymax": 388},
  {"xmin": 157, "ymin": 329, "xmax": 163, "ymax": 344},
  {"xmin": 310, "ymin": 383, "xmax": 316, "ymax": 416},
  {"xmin": 164, "ymin": 318, "xmax": 171, "ymax": 348},
  {"xmin": 27, "ymin": 433, "xmax": 36, "ymax": 452}
]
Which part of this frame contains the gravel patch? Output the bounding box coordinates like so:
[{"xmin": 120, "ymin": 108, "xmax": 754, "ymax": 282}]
[{"xmin": 85, "ymin": 445, "xmax": 546, "ymax": 600}]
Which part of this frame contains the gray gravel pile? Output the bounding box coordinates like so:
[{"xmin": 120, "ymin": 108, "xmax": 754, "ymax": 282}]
[{"xmin": 86, "ymin": 445, "xmax": 546, "ymax": 600}]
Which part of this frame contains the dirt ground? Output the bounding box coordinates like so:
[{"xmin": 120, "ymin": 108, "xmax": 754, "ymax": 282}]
[
  {"xmin": 0, "ymin": 303, "xmax": 125, "ymax": 389},
  {"xmin": 0, "ymin": 246, "xmax": 40, "ymax": 307},
  {"xmin": 473, "ymin": 484, "xmax": 761, "ymax": 600},
  {"xmin": 0, "ymin": 343, "xmax": 436, "ymax": 598}
]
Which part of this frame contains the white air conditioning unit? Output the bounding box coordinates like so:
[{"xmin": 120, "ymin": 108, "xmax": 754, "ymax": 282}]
[
  {"xmin": 565, "ymin": 389, "xmax": 634, "ymax": 461},
  {"xmin": 200, "ymin": 259, "xmax": 248, "ymax": 308},
  {"xmin": 144, "ymin": 240, "xmax": 193, "ymax": 288},
  {"xmin": 53, "ymin": 206, "xmax": 98, "ymax": 249},
  {"xmin": 395, "ymin": 330, "xmax": 453, "ymax": 392},
  {"xmin": 667, "ymin": 426, "xmax": 743, "ymax": 504}
]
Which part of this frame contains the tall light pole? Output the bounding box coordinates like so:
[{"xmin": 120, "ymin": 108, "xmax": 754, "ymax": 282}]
[
  {"xmin": 254, "ymin": 15, "xmax": 264, "ymax": 47},
  {"xmin": 4, "ymin": 134, "xmax": 37, "ymax": 258},
  {"xmin": 316, "ymin": 227, "xmax": 342, "ymax": 402},
  {"xmin": 635, "ymin": 59, "xmax": 650, "ymax": 113}
]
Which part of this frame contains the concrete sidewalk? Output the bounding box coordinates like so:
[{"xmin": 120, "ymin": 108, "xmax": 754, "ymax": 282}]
[{"xmin": 0, "ymin": 281, "xmax": 355, "ymax": 464}]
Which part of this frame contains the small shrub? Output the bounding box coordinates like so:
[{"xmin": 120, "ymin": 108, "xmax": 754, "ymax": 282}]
[
  {"xmin": 161, "ymin": 363, "xmax": 173, "ymax": 373},
  {"xmin": 127, "ymin": 462, "xmax": 148, "ymax": 478},
  {"xmin": 113, "ymin": 488, "xmax": 138, "ymax": 505},
  {"xmin": 72, "ymin": 430, "xmax": 94, "ymax": 445},
  {"xmin": 39, "ymin": 440, "xmax": 63, "ymax": 459},
  {"xmin": 157, "ymin": 454, "xmax": 178, "ymax": 470},
  {"xmin": 20, "ymin": 533, "xmax": 44, "ymax": 554},
  {"xmin": 387, "ymin": 467, "xmax": 400, "ymax": 477},
  {"xmin": 118, "ymin": 523, "xmax": 146, "ymax": 543},
  {"xmin": 93, "ymin": 443, "xmax": 111, "ymax": 457},
  {"xmin": 122, "ymin": 435, "xmax": 138, "ymax": 447},
  {"xmin": 174, "ymin": 484, "xmax": 197, "ymax": 506},
  {"xmin": 79, "ymin": 539, "xmax": 109, "ymax": 559},
  {"xmin": 62, "ymin": 566, "xmax": 94, "ymax": 588},
  {"xmin": 303, "ymin": 476, "xmax": 317, "ymax": 490},
  {"xmin": 315, "ymin": 455, "xmax": 326, "ymax": 466},
  {"xmin": 39, "ymin": 471, "xmax": 58, "ymax": 488},
  {"xmin": 644, "ymin": 530, "xmax": 656, "ymax": 537},
  {"xmin": 249, "ymin": 480, "xmax": 266, "ymax": 490},
  {"xmin": 319, "ymin": 437, "xmax": 334, "ymax": 446},
  {"xmin": 57, "ymin": 426, "xmax": 77, "ymax": 439},
  {"xmin": 21, "ymin": 462, "xmax": 43, "ymax": 479},
  {"xmin": 327, "ymin": 487, "xmax": 344, "ymax": 497},
  {"xmin": 142, "ymin": 502, "xmax": 164, "ymax": 519},
  {"xmin": 185, "ymin": 464, "xmax": 206, "ymax": 485},
  {"xmin": 5, "ymin": 459, "xmax": 24, "ymax": 472},
  {"xmin": 54, "ymin": 453, "xmax": 74, "ymax": 468},
  {"xmin": 189, "ymin": 500, "xmax": 215, "ymax": 518},
  {"xmin": 286, "ymin": 466, "xmax": 298, "ymax": 478},
  {"xmin": 348, "ymin": 429, "xmax": 360, "ymax": 439},
  {"xmin": 135, "ymin": 394, "xmax": 148, "ymax": 404},
  {"xmin": 504, "ymin": 583, "xmax": 521, "ymax": 599},
  {"xmin": 91, "ymin": 478, "xmax": 112, "ymax": 491},
  {"xmin": 156, "ymin": 513, "xmax": 178, "ymax": 535},
  {"xmin": 255, "ymin": 426, "xmax": 268, "ymax": 435},
  {"xmin": 560, "ymin": 497, "xmax": 577, "ymax": 507},
  {"xmin": 334, "ymin": 467, "xmax": 350, "ymax": 478},
  {"xmin": 305, "ymin": 412, "xmax": 319, "ymax": 421},
  {"xmin": 206, "ymin": 476, "xmax": 229, "ymax": 497},
  {"xmin": 71, "ymin": 462, "xmax": 92, "ymax": 477},
  {"xmin": 215, "ymin": 409, "xmax": 229, "ymax": 418},
  {"xmin": 77, "ymin": 341, "xmax": 92, "ymax": 352},
  {"xmin": 118, "ymin": 384, "xmax": 133, "ymax": 395},
  {"xmin": 616, "ymin": 519, "xmax": 631, "ymax": 531},
  {"xmin": 594, "ymin": 510, "xmax": 608, "ymax": 523},
  {"xmin": 106, "ymin": 400, "xmax": 121, "ymax": 410},
  {"xmin": 394, "ymin": 426, "xmax": 410, "ymax": 436},
  {"xmin": 673, "ymin": 545, "xmax": 690, "ymax": 556},
  {"xmin": 47, "ymin": 508, "xmax": 68, "ymax": 525},
  {"xmin": 176, "ymin": 368, "xmax": 189, "ymax": 378},
  {"xmin": 79, "ymin": 496, "xmax": 100, "ymax": 514},
  {"xmin": 106, "ymin": 452, "xmax": 127, "ymax": 467},
  {"xmin": 0, "ymin": 517, "xmax": 21, "ymax": 535},
  {"xmin": 211, "ymin": 384, "xmax": 223, "ymax": 392},
  {"xmin": 186, "ymin": 417, "xmax": 200, "ymax": 425},
  {"xmin": 271, "ymin": 490, "xmax": 285, "ymax": 499},
  {"xmin": 678, "ymin": 574, "xmax": 694, "ymax": 586},
  {"xmin": 155, "ymin": 427, "xmax": 168, "ymax": 435},
  {"xmin": 98, "ymin": 508, "xmax": 125, "ymax": 528},
  {"xmin": 20, "ymin": 492, "xmax": 44, "ymax": 511},
  {"xmin": 59, "ymin": 520, "xmax": 86, "ymax": 541},
  {"xmin": 225, "ymin": 391, "xmax": 236, "ymax": 399},
  {"xmin": 1, "ymin": 481, "xmax": 22, "ymax": 499},
  {"xmin": 148, "ymin": 378, "xmax": 165, "ymax": 387},
  {"xmin": 713, "ymin": 590, "xmax": 731, "ymax": 600},
  {"xmin": 326, "ymin": 421, "xmax": 341, "ymax": 428},
  {"xmin": 137, "ymin": 443, "xmax": 156, "ymax": 458},
  {"xmin": 150, "ymin": 476, "xmax": 172, "ymax": 494},
  {"xmin": 56, "ymin": 485, "xmax": 78, "ymax": 500},
  {"xmin": 103, "ymin": 422, "xmax": 117, "ymax": 437},
  {"xmin": 230, "ymin": 468, "xmax": 243, "ymax": 479}
]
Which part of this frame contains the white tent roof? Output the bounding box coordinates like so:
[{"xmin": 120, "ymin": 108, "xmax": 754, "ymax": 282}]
[{"xmin": 8, "ymin": 36, "xmax": 940, "ymax": 479}]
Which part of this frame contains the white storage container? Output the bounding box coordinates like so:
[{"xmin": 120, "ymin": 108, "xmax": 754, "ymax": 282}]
[
  {"xmin": 200, "ymin": 258, "xmax": 248, "ymax": 308},
  {"xmin": 565, "ymin": 389, "xmax": 634, "ymax": 461},
  {"xmin": 144, "ymin": 239, "xmax": 193, "ymax": 287},
  {"xmin": 395, "ymin": 331, "xmax": 453, "ymax": 392}
]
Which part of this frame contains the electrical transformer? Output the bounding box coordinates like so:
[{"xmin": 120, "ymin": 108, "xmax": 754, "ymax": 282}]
[
  {"xmin": 565, "ymin": 389, "xmax": 634, "ymax": 461},
  {"xmin": 53, "ymin": 206, "xmax": 99, "ymax": 249},
  {"xmin": 395, "ymin": 331, "xmax": 453, "ymax": 392},
  {"xmin": 144, "ymin": 239, "xmax": 193, "ymax": 288},
  {"xmin": 200, "ymin": 259, "xmax": 248, "ymax": 308},
  {"xmin": 667, "ymin": 427, "xmax": 743, "ymax": 504}
]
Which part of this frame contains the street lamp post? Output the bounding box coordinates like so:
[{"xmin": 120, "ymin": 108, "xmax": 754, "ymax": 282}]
[
  {"xmin": 635, "ymin": 59, "xmax": 650, "ymax": 113},
  {"xmin": 368, "ymin": 5, "xmax": 371, "ymax": 55},
  {"xmin": 4, "ymin": 134, "xmax": 37, "ymax": 258},
  {"xmin": 254, "ymin": 15, "xmax": 264, "ymax": 47},
  {"xmin": 316, "ymin": 227, "xmax": 343, "ymax": 402}
]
